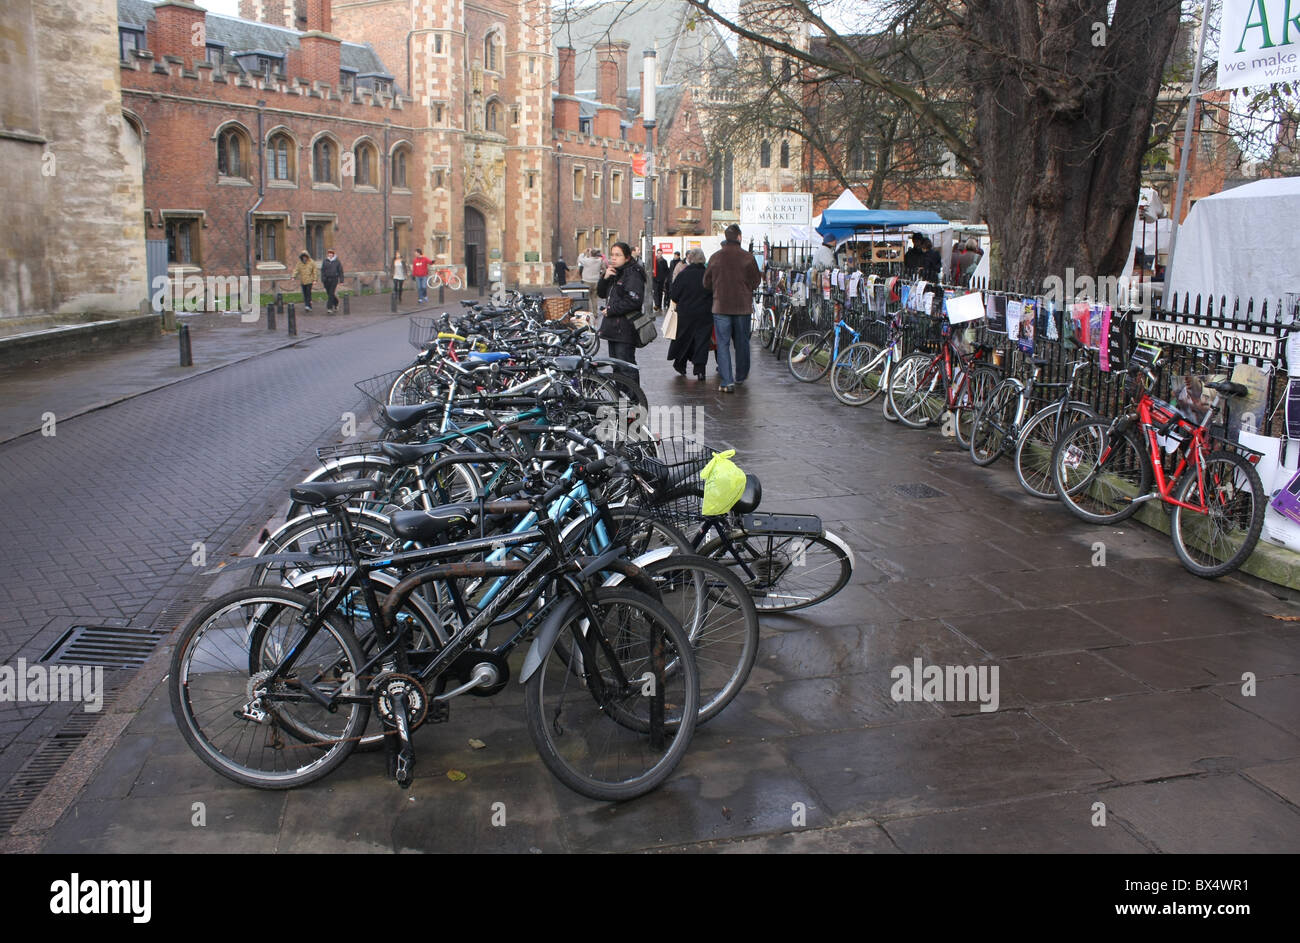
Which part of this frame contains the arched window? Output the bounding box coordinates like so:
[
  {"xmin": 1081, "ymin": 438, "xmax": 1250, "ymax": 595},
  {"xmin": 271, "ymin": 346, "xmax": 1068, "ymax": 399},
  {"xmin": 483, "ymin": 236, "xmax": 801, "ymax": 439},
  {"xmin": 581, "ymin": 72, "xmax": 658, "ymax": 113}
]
[
  {"xmin": 484, "ymin": 32, "xmax": 498, "ymax": 72},
  {"xmin": 760, "ymin": 140, "xmax": 771, "ymax": 169},
  {"xmin": 313, "ymin": 137, "xmax": 336, "ymax": 184},
  {"xmin": 266, "ymin": 131, "xmax": 295, "ymax": 182},
  {"xmin": 353, "ymin": 141, "xmax": 378, "ymax": 187},
  {"xmin": 712, "ymin": 149, "xmax": 734, "ymax": 211},
  {"xmin": 780, "ymin": 140, "xmax": 790, "ymax": 169},
  {"xmin": 217, "ymin": 126, "xmax": 250, "ymax": 179},
  {"xmin": 391, "ymin": 146, "xmax": 410, "ymax": 189},
  {"xmin": 486, "ymin": 100, "xmax": 501, "ymax": 133}
]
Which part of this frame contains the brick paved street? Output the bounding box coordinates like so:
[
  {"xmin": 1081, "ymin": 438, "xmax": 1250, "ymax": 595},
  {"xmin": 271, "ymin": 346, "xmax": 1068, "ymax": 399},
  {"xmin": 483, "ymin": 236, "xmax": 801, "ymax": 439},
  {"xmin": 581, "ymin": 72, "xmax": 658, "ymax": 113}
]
[{"xmin": 3, "ymin": 311, "xmax": 1300, "ymax": 853}]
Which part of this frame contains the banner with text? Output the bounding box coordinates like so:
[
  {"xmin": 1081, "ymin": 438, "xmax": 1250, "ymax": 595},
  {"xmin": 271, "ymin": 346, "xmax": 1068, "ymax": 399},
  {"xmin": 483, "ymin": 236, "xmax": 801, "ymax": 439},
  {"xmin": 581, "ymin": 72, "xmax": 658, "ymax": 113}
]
[
  {"xmin": 739, "ymin": 192, "xmax": 813, "ymax": 245},
  {"xmin": 1217, "ymin": 0, "xmax": 1300, "ymax": 89}
]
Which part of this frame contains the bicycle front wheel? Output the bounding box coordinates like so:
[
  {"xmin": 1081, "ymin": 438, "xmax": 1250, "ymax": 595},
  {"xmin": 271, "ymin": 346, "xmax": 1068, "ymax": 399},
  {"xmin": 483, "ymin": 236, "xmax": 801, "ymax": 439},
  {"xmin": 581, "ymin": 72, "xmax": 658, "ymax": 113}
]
[
  {"xmin": 787, "ymin": 331, "xmax": 833, "ymax": 382},
  {"xmin": 636, "ymin": 554, "xmax": 759, "ymax": 724},
  {"xmin": 757, "ymin": 307, "xmax": 776, "ymax": 350},
  {"xmin": 524, "ymin": 588, "xmax": 698, "ymax": 801},
  {"xmin": 890, "ymin": 357, "xmax": 945, "ymax": 429},
  {"xmin": 953, "ymin": 366, "xmax": 1001, "ymax": 449},
  {"xmin": 700, "ymin": 529, "xmax": 853, "ymax": 612},
  {"xmin": 1170, "ymin": 450, "xmax": 1266, "ymax": 578},
  {"xmin": 170, "ymin": 587, "xmax": 368, "ymax": 789},
  {"xmin": 1014, "ymin": 402, "xmax": 1098, "ymax": 498},
  {"xmin": 1051, "ymin": 419, "xmax": 1151, "ymax": 524},
  {"xmin": 969, "ymin": 379, "xmax": 1021, "ymax": 466},
  {"xmin": 830, "ymin": 342, "xmax": 884, "ymax": 406}
]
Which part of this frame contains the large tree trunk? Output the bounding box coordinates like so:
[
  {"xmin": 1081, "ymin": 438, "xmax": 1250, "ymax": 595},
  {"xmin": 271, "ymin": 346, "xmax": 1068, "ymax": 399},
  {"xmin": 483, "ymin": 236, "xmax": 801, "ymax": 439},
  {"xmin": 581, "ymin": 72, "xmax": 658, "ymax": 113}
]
[{"xmin": 964, "ymin": 0, "xmax": 1181, "ymax": 282}]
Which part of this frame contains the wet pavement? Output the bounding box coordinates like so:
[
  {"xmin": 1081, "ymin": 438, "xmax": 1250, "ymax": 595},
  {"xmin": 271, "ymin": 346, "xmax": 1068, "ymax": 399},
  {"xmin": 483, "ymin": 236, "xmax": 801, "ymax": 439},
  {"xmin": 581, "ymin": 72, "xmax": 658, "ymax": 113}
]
[{"xmin": 4, "ymin": 315, "xmax": 1300, "ymax": 853}]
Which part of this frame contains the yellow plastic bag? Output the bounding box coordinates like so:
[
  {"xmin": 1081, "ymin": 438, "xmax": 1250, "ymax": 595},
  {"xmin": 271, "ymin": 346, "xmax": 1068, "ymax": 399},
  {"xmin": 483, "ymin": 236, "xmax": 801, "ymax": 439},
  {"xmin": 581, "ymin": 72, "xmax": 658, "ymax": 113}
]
[{"xmin": 700, "ymin": 449, "xmax": 746, "ymax": 516}]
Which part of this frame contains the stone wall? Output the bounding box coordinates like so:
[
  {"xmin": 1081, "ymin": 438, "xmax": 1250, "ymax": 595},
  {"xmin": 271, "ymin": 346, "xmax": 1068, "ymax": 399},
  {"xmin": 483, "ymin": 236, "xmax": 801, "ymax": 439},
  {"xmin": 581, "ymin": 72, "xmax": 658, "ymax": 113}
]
[{"xmin": 0, "ymin": 0, "xmax": 146, "ymax": 322}]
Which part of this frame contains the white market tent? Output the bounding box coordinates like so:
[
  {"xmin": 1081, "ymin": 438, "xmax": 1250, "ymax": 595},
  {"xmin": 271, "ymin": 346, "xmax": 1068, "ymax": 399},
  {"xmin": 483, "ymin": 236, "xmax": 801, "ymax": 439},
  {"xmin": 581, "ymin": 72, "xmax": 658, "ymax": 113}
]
[
  {"xmin": 790, "ymin": 188, "xmax": 868, "ymax": 243},
  {"xmin": 1166, "ymin": 176, "xmax": 1300, "ymax": 317}
]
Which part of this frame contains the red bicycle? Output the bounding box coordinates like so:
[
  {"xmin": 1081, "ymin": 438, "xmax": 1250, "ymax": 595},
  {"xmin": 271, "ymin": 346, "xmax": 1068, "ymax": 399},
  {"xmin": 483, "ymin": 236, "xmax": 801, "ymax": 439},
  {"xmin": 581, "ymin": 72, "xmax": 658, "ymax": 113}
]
[
  {"xmin": 888, "ymin": 319, "xmax": 999, "ymax": 448},
  {"xmin": 1049, "ymin": 345, "xmax": 1265, "ymax": 578}
]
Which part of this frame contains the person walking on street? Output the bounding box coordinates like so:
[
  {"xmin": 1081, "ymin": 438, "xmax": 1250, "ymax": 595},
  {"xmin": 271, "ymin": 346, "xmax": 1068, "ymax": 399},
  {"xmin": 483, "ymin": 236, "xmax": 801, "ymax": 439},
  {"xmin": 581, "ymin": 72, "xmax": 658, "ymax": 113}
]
[
  {"xmin": 578, "ymin": 248, "xmax": 604, "ymax": 316},
  {"xmin": 321, "ymin": 249, "xmax": 343, "ymax": 313},
  {"xmin": 596, "ymin": 241, "xmax": 645, "ymax": 379},
  {"xmin": 292, "ymin": 252, "xmax": 317, "ymax": 312},
  {"xmin": 668, "ymin": 251, "xmax": 683, "ymax": 282},
  {"xmin": 667, "ymin": 247, "xmax": 712, "ymax": 380},
  {"xmin": 411, "ymin": 248, "xmax": 431, "ymax": 304},
  {"xmin": 702, "ymin": 224, "xmax": 761, "ymax": 393},
  {"xmin": 392, "ymin": 252, "xmax": 407, "ymax": 305},
  {"xmin": 652, "ymin": 251, "xmax": 670, "ymax": 312},
  {"xmin": 553, "ymin": 255, "xmax": 567, "ymax": 287}
]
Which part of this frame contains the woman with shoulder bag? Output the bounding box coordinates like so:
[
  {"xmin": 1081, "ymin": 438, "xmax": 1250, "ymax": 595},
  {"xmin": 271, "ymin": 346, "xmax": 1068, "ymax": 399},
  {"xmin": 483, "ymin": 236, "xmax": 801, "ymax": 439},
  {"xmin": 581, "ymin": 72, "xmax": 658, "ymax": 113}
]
[{"xmin": 596, "ymin": 242, "xmax": 645, "ymax": 376}]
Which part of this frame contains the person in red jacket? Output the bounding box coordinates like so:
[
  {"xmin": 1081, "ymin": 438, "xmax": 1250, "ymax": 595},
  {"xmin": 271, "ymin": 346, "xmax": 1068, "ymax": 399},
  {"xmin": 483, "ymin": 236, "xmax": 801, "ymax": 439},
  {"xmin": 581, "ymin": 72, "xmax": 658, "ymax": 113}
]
[
  {"xmin": 702, "ymin": 224, "xmax": 761, "ymax": 392},
  {"xmin": 411, "ymin": 249, "xmax": 431, "ymax": 304}
]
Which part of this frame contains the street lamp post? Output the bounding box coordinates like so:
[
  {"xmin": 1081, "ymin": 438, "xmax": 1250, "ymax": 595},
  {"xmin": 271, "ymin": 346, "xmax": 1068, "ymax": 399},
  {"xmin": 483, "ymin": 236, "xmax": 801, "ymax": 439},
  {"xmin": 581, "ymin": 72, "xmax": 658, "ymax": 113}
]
[{"xmin": 642, "ymin": 49, "xmax": 656, "ymax": 320}]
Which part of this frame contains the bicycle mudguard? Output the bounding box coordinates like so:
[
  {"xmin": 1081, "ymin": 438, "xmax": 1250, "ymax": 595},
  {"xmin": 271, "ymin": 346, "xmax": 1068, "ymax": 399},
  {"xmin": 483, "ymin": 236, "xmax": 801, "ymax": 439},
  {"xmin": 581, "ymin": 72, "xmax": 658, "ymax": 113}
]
[
  {"xmin": 202, "ymin": 552, "xmax": 336, "ymax": 575},
  {"xmin": 601, "ymin": 546, "xmax": 678, "ymax": 586},
  {"xmin": 591, "ymin": 357, "xmax": 637, "ymax": 371},
  {"xmin": 739, "ymin": 512, "xmax": 823, "ymax": 536},
  {"xmin": 518, "ymin": 595, "xmax": 583, "ymax": 683}
]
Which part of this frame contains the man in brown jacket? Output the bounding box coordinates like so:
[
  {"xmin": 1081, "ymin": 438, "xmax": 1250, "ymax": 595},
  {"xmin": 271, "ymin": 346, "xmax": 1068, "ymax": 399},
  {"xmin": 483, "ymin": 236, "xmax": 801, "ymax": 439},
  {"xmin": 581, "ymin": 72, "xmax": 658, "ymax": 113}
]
[{"xmin": 702, "ymin": 224, "xmax": 761, "ymax": 392}]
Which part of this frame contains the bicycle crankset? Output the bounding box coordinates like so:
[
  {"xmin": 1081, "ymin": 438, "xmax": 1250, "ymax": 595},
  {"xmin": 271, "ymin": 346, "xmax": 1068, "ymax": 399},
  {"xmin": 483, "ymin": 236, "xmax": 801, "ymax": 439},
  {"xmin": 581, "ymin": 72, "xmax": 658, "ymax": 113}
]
[{"xmin": 373, "ymin": 672, "xmax": 429, "ymax": 729}]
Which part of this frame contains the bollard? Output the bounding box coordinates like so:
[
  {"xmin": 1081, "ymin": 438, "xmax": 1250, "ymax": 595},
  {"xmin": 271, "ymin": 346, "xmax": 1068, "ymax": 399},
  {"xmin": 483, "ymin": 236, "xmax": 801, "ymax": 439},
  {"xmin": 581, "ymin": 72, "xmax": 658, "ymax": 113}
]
[
  {"xmin": 343, "ymin": 294, "xmax": 351, "ymax": 316},
  {"xmin": 478, "ymin": 279, "xmax": 485, "ymax": 298},
  {"xmin": 178, "ymin": 322, "xmax": 193, "ymax": 366},
  {"xmin": 287, "ymin": 301, "xmax": 295, "ymax": 322},
  {"xmin": 275, "ymin": 290, "xmax": 283, "ymax": 307},
  {"xmin": 277, "ymin": 298, "xmax": 285, "ymax": 320},
  {"xmin": 438, "ymin": 283, "xmax": 445, "ymax": 305},
  {"xmin": 287, "ymin": 305, "xmax": 297, "ymax": 337},
  {"xmin": 266, "ymin": 302, "xmax": 276, "ymax": 331},
  {"xmin": 390, "ymin": 288, "xmax": 398, "ymax": 312}
]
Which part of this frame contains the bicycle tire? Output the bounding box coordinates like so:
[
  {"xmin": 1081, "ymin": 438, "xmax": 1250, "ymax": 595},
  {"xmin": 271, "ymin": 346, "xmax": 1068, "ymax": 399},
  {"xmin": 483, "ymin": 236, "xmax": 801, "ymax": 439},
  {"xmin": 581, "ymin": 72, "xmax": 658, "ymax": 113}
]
[
  {"xmin": 787, "ymin": 330, "xmax": 833, "ymax": 383},
  {"xmin": 1051, "ymin": 419, "xmax": 1152, "ymax": 524},
  {"xmin": 1170, "ymin": 450, "xmax": 1266, "ymax": 578},
  {"xmin": 524, "ymin": 587, "xmax": 698, "ymax": 801},
  {"xmin": 830, "ymin": 342, "xmax": 884, "ymax": 406},
  {"xmin": 882, "ymin": 353, "xmax": 922, "ymax": 423},
  {"xmin": 698, "ymin": 529, "xmax": 853, "ymax": 612},
  {"xmin": 1014, "ymin": 402, "xmax": 1098, "ymax": 499},
  {"xmin": 250, "ymin": 509, "xmax": 398, "ymax": 588},
  {"xmin": 953, "ymin": 366, "xmax": 1001, "ymax": 450},
  {"xmin": 170, "ymin": 586, "xmax": 368, "ymax": 789},
  {"xmin": 969, "ymin": 378, "xmax": 1021, "ymax": 466},
  {"xmin": 889, "ymin": 355, "xmax": 946, "ymax": 429},
  {"xmin": 757, "ymin": 307, "xmax": 776, "ymax": 350},
  {"xmin": 388, "ymin": 364, "xmax": 442, "ymax": 405},
  {"xmin": 635, "ymin": 554, "xmax": 758, "ymax": 724}
]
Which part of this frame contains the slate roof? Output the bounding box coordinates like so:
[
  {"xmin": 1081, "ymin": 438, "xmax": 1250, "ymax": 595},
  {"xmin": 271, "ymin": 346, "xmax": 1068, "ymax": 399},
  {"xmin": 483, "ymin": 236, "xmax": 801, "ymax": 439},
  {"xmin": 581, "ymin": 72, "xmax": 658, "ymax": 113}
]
[
  {"xmin": 117, "ymin": 0, "xmax": 394, "ymax": 85},
  {"xmin": 553, "ymin": 0, "xmax": 734, "ymax": 91}
]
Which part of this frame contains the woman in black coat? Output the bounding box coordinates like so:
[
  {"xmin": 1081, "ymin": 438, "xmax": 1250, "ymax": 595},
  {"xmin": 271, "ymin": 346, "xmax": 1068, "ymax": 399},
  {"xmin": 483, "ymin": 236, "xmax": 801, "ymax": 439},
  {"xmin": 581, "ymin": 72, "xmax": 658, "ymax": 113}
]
[
  {"xmin": 596, "ymin": 241, "xmax": 644, "ymax": 372},
  {"xmin": 666, "ymin": 248, "xmax": 712, "ymax": 380}
]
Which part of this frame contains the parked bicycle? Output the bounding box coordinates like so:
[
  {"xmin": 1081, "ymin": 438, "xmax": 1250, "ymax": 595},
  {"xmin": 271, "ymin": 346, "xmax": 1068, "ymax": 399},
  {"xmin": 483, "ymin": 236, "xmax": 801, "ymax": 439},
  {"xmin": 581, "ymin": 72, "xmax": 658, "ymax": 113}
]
[{"xmin": 1049, "ymin": 344, "xmax": 1266, "ymax": 578}]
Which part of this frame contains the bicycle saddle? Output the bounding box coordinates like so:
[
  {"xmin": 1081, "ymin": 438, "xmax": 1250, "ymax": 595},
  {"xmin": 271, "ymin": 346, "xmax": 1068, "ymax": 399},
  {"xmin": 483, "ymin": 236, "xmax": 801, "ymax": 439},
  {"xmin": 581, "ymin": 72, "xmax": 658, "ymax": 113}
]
[
  {"xmin": 380, "ymin": 441, "xmax": 446, "ymax": 466},
  {"xmin": 1207, "ymin": 380, "xmax": 1249, "ymax": 397},
  {"xmin": 288, "ymin": 479, "xmax": 377, "ymax": 508},
  {"xmin": 389, "ymin": 505, "xmax": 475, "ymax": 542},
  {"xmin": 383, "ymin": 402, "xmax": 444, "ymax": 429},
  {"xmin": 733, "ymin": 475, "xmax": 762, "ymax": 514}
]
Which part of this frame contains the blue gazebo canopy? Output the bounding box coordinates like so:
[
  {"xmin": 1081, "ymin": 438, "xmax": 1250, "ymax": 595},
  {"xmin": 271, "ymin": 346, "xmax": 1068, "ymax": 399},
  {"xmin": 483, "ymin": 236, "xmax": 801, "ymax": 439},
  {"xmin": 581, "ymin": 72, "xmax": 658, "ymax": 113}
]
[{"xmin": 816, "ymin": 208, "xmax": 949, "ymax": 241}]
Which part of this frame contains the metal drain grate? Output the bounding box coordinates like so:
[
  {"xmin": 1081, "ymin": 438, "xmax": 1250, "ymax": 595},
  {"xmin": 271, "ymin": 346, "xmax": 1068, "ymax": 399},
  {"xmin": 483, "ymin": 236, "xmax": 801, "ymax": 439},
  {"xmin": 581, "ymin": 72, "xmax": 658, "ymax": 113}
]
[
  {"xmin": 0, "ymin": 689, "xmax": 119, "ymax": 837},
  {"xmin": 40, "ymin": 625, "xmax": 168, "ymax": 668},
  {"xmin": 894, "ymin": 482, "xmax": 948, "ymax": 499}
]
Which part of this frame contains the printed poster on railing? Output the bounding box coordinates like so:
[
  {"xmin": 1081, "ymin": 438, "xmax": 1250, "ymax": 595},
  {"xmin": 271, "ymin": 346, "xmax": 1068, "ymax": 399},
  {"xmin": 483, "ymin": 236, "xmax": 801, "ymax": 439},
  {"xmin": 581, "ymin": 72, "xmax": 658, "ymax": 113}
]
[
  {"xmin": 1229, "ymin": 363, "xmax": 1270, "ymax": 439},
  {"xmin": 987, "ymin": 295, "xmax": 1007, "ymax": 333},
  {"xmin": 1018, "ymin": 300, "xmax": 1036, "ymax": 353},
  {"xmin": 946, "ymin": 290, "xmax": 985, "ymax": 324}
]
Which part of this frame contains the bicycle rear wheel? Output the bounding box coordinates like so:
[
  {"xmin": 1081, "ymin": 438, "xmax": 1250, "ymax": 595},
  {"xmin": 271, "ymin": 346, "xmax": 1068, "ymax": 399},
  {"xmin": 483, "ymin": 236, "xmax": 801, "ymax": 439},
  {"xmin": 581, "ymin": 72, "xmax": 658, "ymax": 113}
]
[
  {"xmin": 699, "ymin": 529, "xmax": 853, "ymax": 612},
  {"xmin": 890, "ymin": 356, "xmax": 946, "ymax": 429},
  {"xmin": 757, "ymin": 307, "xmax": 776, "ymax": 350},
  {"xmin": 830, "ymin": 342, "xmax": 884, "ymax": 406},
  {"xmin": 524, "ymin": 588, "xmax": 698, "ymax": 800},
  {"xmin": 170, "ymin": 587, "xmax": 368, "ymax": 789},
  {"xmin": 1170, "ymin": 450, "xmax": 1265, "ymax": 578},
  {"xmin": 1051, "ymin": 419, "xmax": 1151, "ymax": 524},
  {"xmin": 635, "ymin": 554, "xmax": 758, "ymax": 724},
  {"xmin": 787, "ymin": 330, "xmax": 833, "ymax": 382},
  {"xmin": 969, "ymin": 379, "xmax": 1020, "ymax": 466},
  {"xmin": 1014, "ymin": 402, "xmax": 1098, "ymax": 499},
  {"xmin": 953, "ymin": 366, "xmax": 1000, "ymax": 449}
]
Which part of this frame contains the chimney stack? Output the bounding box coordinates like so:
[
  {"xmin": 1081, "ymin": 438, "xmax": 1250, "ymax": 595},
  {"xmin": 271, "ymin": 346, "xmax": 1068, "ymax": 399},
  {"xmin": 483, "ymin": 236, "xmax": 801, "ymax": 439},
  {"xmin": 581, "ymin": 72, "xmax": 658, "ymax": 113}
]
[
  {"xmin": 554, "ymin": 46, "xmax": 580, "ymax": 133},
  {"xmin": 297, "ymin": 0, "xmax": 340, "ymax": 86},
  {"xmin": 152, "ymin": 1, "xmax": 207, "ymax": 67},
  {"xmin": 595, "ymin": 55, "xmax": 620, "ymax": 138}
]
